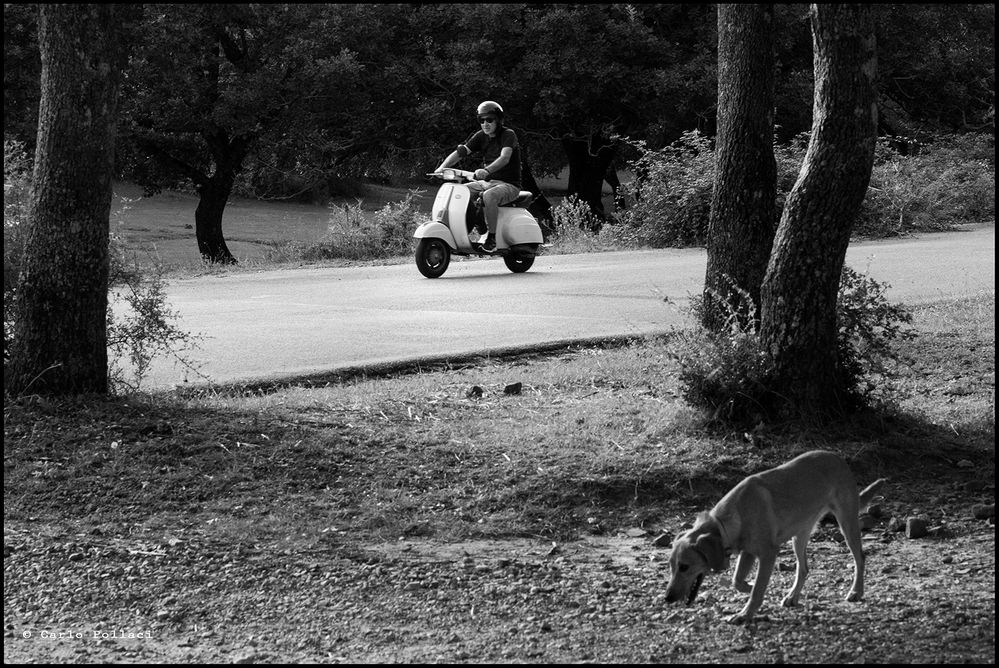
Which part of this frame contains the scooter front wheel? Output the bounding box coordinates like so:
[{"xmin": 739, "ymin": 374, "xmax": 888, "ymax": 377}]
[
  {"xmin": 504, "ymin": 255, "xmax": 535, "ymax": 273},
  {"xmin": 415, "ymin": 238, "xmax": 451, "ymax": 278}
]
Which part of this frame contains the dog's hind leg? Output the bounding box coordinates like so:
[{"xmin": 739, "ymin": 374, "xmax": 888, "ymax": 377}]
[
  {"xmin": 732, "ymin": 552, "xmax": 755, "ymax": 593},
  {"xmin": 781, "ymin": 530, "xmax": 811, "ymax": 607},
  {"xmin": 836, "ymin": 510, "xmax": 866, "ymax": 602}
]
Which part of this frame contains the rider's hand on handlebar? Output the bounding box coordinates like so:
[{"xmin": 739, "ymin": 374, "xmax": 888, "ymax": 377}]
[{"xmin": 473, "ymin": 168, "xmax": 490, "ymax": 180}]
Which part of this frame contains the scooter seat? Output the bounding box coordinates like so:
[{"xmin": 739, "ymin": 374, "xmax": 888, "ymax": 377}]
[{"xmin": 501, "ymin": 191, "xmax": 534, "ymax": 207}]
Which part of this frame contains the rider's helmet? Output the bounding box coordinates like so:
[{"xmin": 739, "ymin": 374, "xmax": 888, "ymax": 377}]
[{"xmin": 476, "ymin": 100, "xmax": 504, "ymax": 121}]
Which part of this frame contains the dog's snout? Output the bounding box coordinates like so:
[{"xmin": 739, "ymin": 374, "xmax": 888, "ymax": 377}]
[{"xmin": 664, "ymin": 583, "xmax": 685, "ymax": 604}]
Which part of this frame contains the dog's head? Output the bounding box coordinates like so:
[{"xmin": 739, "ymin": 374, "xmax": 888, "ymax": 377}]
[{"xmin": 664, "ymin": 514, "xmax": 730, "ymax": 605}]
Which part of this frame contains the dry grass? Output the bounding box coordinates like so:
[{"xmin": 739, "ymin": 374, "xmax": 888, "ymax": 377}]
[{"xmin": 5, "ymin": 293, "xmax": 993, "ymax": 545}]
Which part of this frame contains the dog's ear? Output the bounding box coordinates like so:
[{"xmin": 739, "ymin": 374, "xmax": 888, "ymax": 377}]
[{"xmin": 693, "ymin": 530, "xmax": 729, "ymax": 573}]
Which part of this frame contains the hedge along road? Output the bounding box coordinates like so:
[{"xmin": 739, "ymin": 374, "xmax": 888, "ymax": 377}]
[{"xmin": 134, "ymin": 224, "xmax": 994, "ymax": 392}]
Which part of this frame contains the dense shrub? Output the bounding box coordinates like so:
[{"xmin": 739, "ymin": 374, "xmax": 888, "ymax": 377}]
[
  {"xmin": 671, "ymin": 266, "xmax": 915, "ymax": 422},
  {"xmin": 613, "ymin": 131, "xmax": 994, "ymax": 247},
  {"xmin": 860, "ymin": 133, "xmax": 995, "ymax": 236},
  {"xmin": 614, "ymin": 131, "xmax": 716, "ymax": 248}
]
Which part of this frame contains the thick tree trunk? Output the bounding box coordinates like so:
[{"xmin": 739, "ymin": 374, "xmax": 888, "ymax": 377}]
[
  {"xmin": 562, "ymin": 135, "xmax": 616, "ymax": 227},
  {"xmin": 6, "ymin": 4, "xmax": 124, "ymax": 396},
  {"xmin": 195, "ymin": 131, "xmax": 249, "ymax": 265},
  {"xmin": 195, "ymin": 180, "xmax": 238, "ymax": 265},
  {"xmin": 759, "ymin": 4, "xmax": 878, "ymax": 416},
  {"xmin": 703, "ymin": 4, "xmax": 777, "ymax": 332}
]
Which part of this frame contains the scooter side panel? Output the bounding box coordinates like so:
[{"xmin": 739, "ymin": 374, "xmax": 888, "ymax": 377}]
[{"xmin": 497, "ymin": 209, "xmax": 545, "ymax": 247}]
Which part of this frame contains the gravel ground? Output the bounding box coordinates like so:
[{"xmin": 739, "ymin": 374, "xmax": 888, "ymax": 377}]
[{"xmin": 4, "ymin": 499, "xmax": 994, "ymax": 663}]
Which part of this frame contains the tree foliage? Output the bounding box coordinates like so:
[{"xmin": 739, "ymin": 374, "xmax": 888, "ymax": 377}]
[{"xmin": 1, "ymin": 3, "xmax": 992, "ymax": 259}]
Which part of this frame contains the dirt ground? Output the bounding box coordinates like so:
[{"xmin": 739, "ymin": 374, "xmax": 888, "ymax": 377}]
[
  {"xmin": 4, "ymin": 293, "xmax": 994, "ymax": 663},
  {"xmin": 3, "ymin": 480, "xmax": 994, "ymax": 663}
]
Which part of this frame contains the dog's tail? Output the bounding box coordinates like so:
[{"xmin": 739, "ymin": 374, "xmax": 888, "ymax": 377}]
[{"xmin": 859, "ymin": 478, "xmax": 887, "ymax": 508}]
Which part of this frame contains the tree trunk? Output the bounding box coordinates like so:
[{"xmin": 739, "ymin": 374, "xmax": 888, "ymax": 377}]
[
  {"xmin": 703, "ymin": 4, "xmax": 777, "ymax": 332},
  {"xmin": 195, "ymin": 130, "xmax": 249, "ymax": 265},
  {"xmin": 195, "ymin": 180, "xmax": 238, "ymax": 265},
  {"xmin": 759, "ymin": 4, "xmax": 878, "ymax": 416},
  {"xmin": 6, "ymin": 4, "xmax": 124, "ymax": 396},
  {"xmin": 605, "ymin": 162, "xmax": 626, "ymax": 210},
  {"xmin": 562, "ymin": 134, "xmax": 616, "ymax": 227}
]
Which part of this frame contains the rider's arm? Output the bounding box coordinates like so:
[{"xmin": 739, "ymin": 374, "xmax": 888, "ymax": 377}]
[
  {"xmin": 436, "ymin": 149, "xmax": 462, "ymax": 172},
  {"xmin": 481, "ymin": 147, "xmax": 512, "ymax": 175},
  {"xmin": 438, "ymin": 133, "xmax": 483, "ymax": 172}
]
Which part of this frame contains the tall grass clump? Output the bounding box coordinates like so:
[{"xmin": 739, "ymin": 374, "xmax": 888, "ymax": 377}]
[
  {"xmin": 671, "ymin": 266, "xmax": 915, "ymax": 423},
  {"xmin": 546, "ymin": 195, "xmax": 605, "ymax": 253},
  {"xmin": 301, "ymin": 189, "xmax": 424, "ymax": 261},
  {"xmin": 3, "ymin": 139, "xmax": 200, "ymax": 392}
]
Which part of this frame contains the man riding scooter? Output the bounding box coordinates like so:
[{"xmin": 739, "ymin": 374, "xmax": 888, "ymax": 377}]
[{"xmin": 434, "ymin": 100, "xmax": 522, "ymax": 252}]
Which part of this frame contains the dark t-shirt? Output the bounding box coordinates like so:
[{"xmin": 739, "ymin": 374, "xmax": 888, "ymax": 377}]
[{"xmin": 463, "ymin": 127, "xmax": 522, "ymax": 188}]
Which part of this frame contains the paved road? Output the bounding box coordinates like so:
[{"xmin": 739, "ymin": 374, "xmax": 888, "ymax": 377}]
[{"xmin": 138, "ymin": 225, "xmax": 994, "ymax": 390}]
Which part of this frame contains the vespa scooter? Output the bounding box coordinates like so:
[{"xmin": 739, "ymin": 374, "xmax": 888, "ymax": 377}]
[{"xmin": 413, "ymin": 168, "xmax": 544, "ymax": 278}]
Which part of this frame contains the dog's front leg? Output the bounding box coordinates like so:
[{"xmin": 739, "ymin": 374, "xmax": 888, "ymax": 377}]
[
  {"xmin": 781, "ymin": 531, "xmax": 811, "ymax": 607},
  {"xmin": 728, "ymin": 550, "xmax": 776, "ymax": 624},
  {"xmin": 732, "ymin": 552, "xmax": 755, "ymax": 593}
]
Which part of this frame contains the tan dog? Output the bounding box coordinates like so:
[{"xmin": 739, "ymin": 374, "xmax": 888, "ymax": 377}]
[{"xmin": 665, "ymin": 450, "xmax": 886, "ymax": 624}]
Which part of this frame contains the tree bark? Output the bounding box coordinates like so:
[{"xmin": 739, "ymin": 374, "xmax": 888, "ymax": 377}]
[
  {"xmin": 6, "ymin": 4, "xmax": 124, "ymax": 396},
  {"xmin": 759, "ymin": 4, "xmax": 878, "ymax": 416},
  {"xmin": 703, "ymin": 4, "xmax": 777, "ymax": 332}
]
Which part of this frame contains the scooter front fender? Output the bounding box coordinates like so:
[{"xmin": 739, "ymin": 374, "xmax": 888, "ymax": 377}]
[{"xmin": 413, "ymin": 221, "xmax": 456, "ymax": 250}]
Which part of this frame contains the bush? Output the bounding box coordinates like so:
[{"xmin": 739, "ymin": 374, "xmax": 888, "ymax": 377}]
[
  {"xmin": 106, "ymin": 262, "xmax": 204, "ymax": 393},
  {"xmin": 3, "ymin": 139, "xmax": 32, "ymax": 359},
  {"xmin": 836, "ymin": 265, "xmax": 915, "ymax": 401},
  {"xmin": 300, "ymin": 189, "xmax": 424, "ymax": 261},
  {"xmin": 613, "ymin": 131, "xmax": 993, "ymax": 247},
  {"xmin": 860, "ymin": 133, "xmax": 995, "ymax": 237},
  {"xmin": 615, "ymin": 131, "xmax": 715, "ymax": 248},
  {"xmin": 672, "ymin": 284, "xmax": 775, "ymax": 423},
  {"xmin": 671, "ymin": 266, "xmax": 915, "ymax": 423}
]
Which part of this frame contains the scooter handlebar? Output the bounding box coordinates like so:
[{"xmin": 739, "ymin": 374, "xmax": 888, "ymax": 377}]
[{"xmin": 428, "ymin": 167, "xmax": 477, "ymax": 182}]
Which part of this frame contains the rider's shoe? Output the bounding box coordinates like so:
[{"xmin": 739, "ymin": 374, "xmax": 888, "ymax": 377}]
[{"xmin": 480, "ymin": 234, "xmax": 495, "ymax": 251}]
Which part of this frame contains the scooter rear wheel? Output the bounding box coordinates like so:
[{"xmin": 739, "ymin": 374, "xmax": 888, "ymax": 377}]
[
  {"xmin": 416, "ymin": 238, "xmax": 451, "ymax": 278},
  {"xmin": 504, "ymin": 255, "xmax": 535, "ymax": 273}
]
